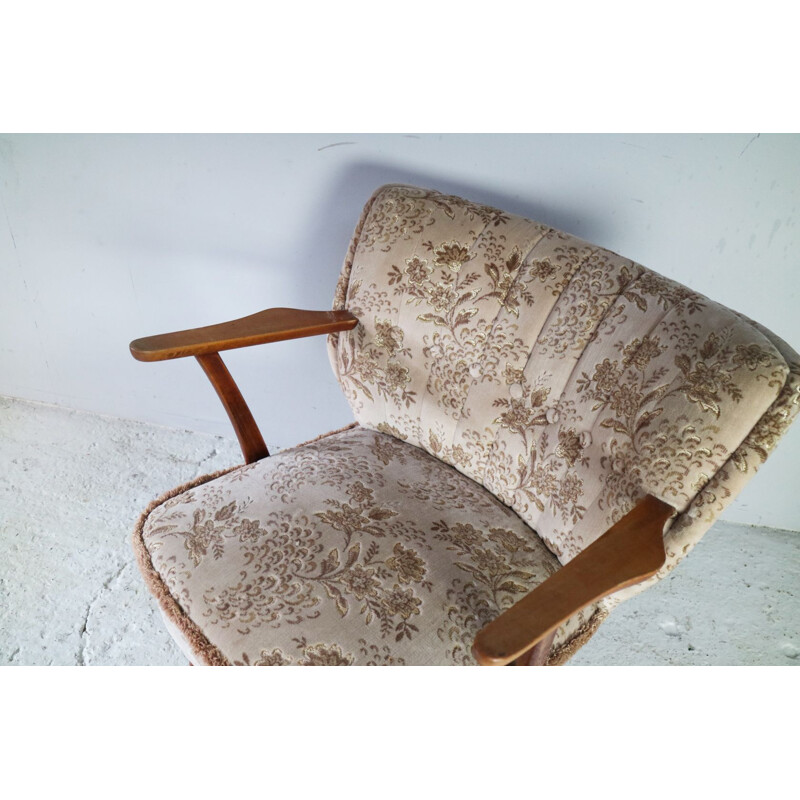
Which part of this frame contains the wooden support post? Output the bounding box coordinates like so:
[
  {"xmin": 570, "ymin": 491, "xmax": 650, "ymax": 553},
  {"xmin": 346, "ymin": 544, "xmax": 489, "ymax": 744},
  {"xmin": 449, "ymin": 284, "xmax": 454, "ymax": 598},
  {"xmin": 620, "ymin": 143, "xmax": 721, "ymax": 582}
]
[{"xmin": 195, "ymin": 352, "xmax": 269, "ymax": 464}]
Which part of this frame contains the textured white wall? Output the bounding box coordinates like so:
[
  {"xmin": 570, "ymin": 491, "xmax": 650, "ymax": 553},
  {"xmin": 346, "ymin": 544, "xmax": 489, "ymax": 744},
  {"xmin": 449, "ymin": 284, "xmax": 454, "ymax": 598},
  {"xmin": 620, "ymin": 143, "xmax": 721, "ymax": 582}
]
[{"xmin": 1, "ymin": 133, "xmax": 798, "ymax": 530}]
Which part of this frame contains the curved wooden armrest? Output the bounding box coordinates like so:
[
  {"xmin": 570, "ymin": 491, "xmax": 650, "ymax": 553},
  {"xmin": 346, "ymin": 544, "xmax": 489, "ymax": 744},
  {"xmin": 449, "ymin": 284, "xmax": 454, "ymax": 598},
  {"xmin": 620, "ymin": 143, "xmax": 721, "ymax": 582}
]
[
  {"xmin": 472, "ymin": 495, "xmax": 675, "ymax": 666},
  {"xmin": 129, "ymin": 307, "xmax": 359, "ymax": 465},
  {"xmin": 129, "ymin": 307, "xmax": 359, "ymax": 362}
]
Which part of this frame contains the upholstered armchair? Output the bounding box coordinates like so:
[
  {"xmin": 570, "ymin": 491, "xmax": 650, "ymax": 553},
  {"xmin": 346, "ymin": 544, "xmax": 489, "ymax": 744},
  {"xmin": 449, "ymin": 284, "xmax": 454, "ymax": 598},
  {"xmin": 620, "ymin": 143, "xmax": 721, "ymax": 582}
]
[{"xmin": 129, "ymin": 184, "xmax": 799, "ymax": 666}]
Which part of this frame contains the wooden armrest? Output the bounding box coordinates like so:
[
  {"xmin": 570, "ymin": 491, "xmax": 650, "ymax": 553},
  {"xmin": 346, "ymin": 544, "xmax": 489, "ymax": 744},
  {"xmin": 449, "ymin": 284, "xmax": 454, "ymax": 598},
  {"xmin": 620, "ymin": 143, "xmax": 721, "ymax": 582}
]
[
  {"xmin": 472, "ymin": 495, "xmax": 675, "ymax": 666},
  {"xmin": 128, "ymin": 306, "xmax": 358, "ymax": 465},
  {"xmin": 129, "ymin": 307, "xmax": 359, "ymax": 362}
]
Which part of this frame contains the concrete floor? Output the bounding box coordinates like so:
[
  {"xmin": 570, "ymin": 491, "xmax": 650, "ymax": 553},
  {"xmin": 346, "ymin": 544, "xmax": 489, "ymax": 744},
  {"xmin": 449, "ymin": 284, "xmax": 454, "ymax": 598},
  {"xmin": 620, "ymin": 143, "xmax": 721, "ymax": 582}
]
[{"xmin": 1, "ymin": 395, "xmax": 798, "ymax": 666}]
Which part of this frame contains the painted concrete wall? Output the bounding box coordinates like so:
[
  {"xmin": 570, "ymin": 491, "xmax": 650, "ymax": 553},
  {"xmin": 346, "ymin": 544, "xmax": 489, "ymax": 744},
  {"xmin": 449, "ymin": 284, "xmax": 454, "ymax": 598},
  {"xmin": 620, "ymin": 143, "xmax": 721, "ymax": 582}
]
[{"xmin": 1, "ymin": 133, "xmax": 798, "ymax": 530}]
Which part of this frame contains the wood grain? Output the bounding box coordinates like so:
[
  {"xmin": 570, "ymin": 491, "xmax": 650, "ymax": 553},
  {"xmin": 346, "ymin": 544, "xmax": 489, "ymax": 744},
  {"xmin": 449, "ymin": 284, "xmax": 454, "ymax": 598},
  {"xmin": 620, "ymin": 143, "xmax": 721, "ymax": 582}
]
[
  {"xmin": 472, "ymin": 495, "xmax": 675, "ymax": 666},
  {"xmin": 195, "ymin": 353, "xmax": 269, "ymax": 464},
  {"xmin": 511, "ymin": 630, "xmax": 557, "ymax": 667},
  {"xmin": 130, "ymin": 308, "xmax": 359, "ymax": 362}
]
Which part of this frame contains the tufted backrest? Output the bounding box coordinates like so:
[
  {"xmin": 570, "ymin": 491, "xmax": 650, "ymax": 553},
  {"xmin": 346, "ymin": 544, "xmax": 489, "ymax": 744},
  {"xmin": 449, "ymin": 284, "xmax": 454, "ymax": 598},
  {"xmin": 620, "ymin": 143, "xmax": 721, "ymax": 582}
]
[{"xmin": 328, "ymin": 185, "xmax": 799, "ymax": 600}]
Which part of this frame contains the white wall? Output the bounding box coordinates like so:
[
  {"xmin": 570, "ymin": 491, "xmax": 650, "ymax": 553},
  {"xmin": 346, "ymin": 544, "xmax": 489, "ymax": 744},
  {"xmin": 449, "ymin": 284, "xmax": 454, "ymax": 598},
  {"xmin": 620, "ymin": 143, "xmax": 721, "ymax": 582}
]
[{"xmin": 1, "ymin": 133, "xmax": 798, "ymax": 530}]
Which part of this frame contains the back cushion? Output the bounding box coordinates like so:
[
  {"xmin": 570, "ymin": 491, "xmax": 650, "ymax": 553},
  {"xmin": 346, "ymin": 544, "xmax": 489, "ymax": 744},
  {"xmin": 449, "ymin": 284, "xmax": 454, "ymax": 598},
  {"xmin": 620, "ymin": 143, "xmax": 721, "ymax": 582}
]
[{"xmin": 329, "ymin": 185, "xmax": 790, "ymax": 563}]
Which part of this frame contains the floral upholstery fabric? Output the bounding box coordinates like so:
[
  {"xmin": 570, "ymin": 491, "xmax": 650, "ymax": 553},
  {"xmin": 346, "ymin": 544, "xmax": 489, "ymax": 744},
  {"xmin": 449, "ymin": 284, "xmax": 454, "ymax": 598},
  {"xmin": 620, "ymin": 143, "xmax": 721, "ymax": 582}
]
[
  {"xmin": 328, "ymin": 185, "xmax": 800, "ymax": 610},
  {"xmin": 137, "ymin": 426, "xmax": 600, "ymax": 665},
  {"xmin": 136, "ymin": 183, "xmax": 800, "ymax": 664}
]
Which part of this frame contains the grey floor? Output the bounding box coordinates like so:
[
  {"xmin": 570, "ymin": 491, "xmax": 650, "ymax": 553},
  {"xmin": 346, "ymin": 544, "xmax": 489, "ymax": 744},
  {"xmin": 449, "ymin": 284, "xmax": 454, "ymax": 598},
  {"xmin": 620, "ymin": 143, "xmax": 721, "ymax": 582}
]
[{"xmin": 1, "ymin": 395, "xmax": 798, "ymax": 666}]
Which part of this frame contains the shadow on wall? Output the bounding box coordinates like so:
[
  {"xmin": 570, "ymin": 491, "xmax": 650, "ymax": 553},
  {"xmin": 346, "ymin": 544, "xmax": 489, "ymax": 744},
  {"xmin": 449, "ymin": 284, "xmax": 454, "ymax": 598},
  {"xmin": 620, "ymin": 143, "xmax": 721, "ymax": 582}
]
[
  {"xmin": 121, "ymin": 156, "xmax": 610, "ymax": 345},
  {"xmin": 293, "ymin": 160, "xmax": 607, "ymax": 301}
]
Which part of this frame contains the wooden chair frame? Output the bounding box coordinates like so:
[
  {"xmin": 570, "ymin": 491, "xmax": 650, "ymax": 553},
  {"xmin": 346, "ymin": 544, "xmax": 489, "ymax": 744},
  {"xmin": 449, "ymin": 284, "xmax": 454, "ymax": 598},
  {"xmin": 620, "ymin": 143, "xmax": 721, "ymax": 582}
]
[{"xmin": 131, "ymin": 307, "xmax": 676, "ymax": 666}]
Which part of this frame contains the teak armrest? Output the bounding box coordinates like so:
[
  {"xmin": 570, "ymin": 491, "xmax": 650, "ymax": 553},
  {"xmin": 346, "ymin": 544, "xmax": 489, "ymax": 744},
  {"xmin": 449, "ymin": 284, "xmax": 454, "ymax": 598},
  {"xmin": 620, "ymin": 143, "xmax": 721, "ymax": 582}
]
[
  {"xmin": 129, "ymin": 307, "xmax": 359, "ymax": 464},
  {"xmin": 472, "ymin": 495, "xmax": 675, "ymax": 666},
  {"xmin": 129, "ymin": 307, "xmax": 359, "ymax": 362}
]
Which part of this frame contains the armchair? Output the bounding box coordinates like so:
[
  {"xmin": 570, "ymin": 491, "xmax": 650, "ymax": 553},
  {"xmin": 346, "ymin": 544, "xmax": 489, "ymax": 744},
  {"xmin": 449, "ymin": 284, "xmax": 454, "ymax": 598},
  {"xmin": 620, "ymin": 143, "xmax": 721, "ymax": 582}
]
[{"xmin": 130, "ymin": 184, "xmax": 799, "ymax": 665}]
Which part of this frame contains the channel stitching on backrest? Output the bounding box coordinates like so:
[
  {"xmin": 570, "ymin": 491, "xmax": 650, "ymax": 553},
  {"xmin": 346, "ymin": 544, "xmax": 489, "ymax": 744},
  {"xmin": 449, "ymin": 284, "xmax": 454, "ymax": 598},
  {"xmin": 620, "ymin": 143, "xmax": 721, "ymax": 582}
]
[{"xmin": 328, "ymin": 185, "xmax": 799, "ymax": 599}]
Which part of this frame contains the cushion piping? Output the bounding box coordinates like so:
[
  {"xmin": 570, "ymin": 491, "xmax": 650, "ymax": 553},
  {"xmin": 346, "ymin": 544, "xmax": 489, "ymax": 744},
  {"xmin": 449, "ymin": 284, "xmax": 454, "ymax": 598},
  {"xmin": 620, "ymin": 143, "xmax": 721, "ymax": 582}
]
[
  {"xmin": 133, "ymin": 422, "xmax": 359, "ymax": 666},
  {"xmin": 134, "ymin": 419, "xmax": 610, "ymax": 666},
  {"xmin": 133, "ymin": 466, "xmax": 239, "ymax": 665}
]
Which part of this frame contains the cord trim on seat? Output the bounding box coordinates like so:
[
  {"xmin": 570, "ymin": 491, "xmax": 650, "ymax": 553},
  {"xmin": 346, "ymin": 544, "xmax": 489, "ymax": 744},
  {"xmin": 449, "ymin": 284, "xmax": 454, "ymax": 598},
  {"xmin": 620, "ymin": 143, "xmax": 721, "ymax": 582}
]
[{"xmin": 132, "ymin": 423, "xmax": 359, "ymax": 666}]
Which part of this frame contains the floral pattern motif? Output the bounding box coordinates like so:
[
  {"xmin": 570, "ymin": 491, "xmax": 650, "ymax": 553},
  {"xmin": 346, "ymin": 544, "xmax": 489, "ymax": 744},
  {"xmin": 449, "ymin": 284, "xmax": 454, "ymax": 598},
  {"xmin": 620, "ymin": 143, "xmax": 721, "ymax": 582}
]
[
  {"xmin": 331, "ymin": 184, "xmax": 796, "ymax": 571},
  {"xmin": 142, "ymin": 428, "xmax": 591, "ymax": 665},
  {"xmin": 139, "ymin": 184, "xmax": 799, "ymax": 666}
]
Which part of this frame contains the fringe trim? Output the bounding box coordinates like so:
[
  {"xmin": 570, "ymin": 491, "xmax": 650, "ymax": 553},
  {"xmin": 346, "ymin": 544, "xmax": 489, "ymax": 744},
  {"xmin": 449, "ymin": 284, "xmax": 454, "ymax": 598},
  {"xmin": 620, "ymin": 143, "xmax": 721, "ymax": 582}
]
[
  {"xmin": 546, "ymin": 607, "xmax": 609, "ymax": 666},
  {"xmin": 291, "ymin": 421, "xmax": 357, "ymax": 449},
  {"xmin": 135, "ymin": 420, "xmax": 603, "ymax": 667},
  {"xmin": 132, "ymin": 422, "xmax": 360, "ymax": 666},
  {"xmin": 132, "ymin": 467, "xmax": 236, "ymax": 666}
]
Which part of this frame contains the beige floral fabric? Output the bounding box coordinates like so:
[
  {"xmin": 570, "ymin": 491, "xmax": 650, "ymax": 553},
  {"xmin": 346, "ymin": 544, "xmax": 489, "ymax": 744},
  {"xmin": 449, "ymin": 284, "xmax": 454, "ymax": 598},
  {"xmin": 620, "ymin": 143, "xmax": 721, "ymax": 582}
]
[
  {"xmin": 137, "ymin": 183, "xmax": 799, "ymax": 665},
  {"xmin": 329, "ymin": 185, "xmax": 799, "ymax": 611},
  {"xmin": 139, "ymin": 427, "xmax": 599, "ymax": 665}
]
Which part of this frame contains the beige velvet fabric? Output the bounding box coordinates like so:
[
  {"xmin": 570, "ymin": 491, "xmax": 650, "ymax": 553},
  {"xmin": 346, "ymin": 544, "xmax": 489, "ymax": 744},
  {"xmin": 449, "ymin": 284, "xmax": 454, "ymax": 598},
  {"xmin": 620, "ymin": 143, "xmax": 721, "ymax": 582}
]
[
  {"xmin": 328, "ymin": 185, "xmax": 800, "ymax": 609},
  {"xmin": 138, "ymin": 427, "xmax": 601, "ymax": 665},
  {"xmin": 135, "ymin": 183, "xmax": 800, "ymax": 665}
]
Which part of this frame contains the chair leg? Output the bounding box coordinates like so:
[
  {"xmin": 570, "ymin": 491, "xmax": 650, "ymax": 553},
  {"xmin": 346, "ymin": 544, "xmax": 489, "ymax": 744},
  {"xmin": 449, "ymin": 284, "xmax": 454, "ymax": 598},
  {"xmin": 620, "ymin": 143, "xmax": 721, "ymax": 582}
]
[{"xmin": 511, "ymin": 630, "xmax": 556, "ymax": 666}]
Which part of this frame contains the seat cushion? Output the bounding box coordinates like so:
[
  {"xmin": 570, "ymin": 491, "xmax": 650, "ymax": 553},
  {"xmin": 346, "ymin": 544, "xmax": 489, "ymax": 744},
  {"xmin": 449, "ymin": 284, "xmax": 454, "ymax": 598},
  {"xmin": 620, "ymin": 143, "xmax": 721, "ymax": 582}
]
[{"xmin": 134, "ymin": 426, "xmax": 604, "ymax": 665}]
